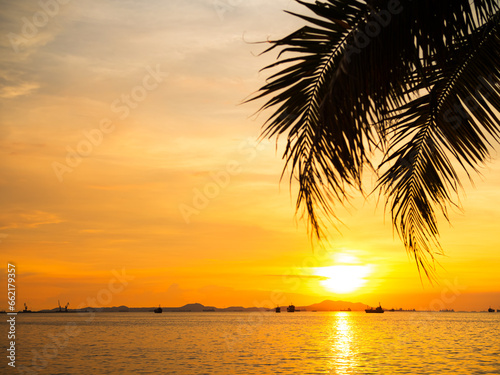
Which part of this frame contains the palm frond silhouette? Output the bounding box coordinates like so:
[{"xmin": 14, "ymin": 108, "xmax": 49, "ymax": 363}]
[{"xmin": 249, "ymin": 0, "xmax": 500, "ymax": 278}]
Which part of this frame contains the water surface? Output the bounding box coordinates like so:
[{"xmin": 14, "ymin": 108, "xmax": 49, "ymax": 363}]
[{"xmin": 2, "ymin": 311, "xmax": 499, "ymax": 374}]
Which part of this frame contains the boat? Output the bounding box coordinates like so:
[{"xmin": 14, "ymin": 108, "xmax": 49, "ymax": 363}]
[
  {"xmin": 287, "ymin": 304, "xmax": 295, "ymax": 312},
  {"xmin": 154, "ymin": 305, "xmax": 163, "ymax": 313},
  {"xmin": 439, "ymin": 309, "xmax": 454, "ymax": 312},
  {"xmin": 275, "ymin": 306, "xmax": 281, "ymax": 313},
  {"xmin": 488, "ymin": 307, "xmax": 495, "ymax": 312},
  {"xmin": 340, "ymin": 307, "xmax": 351, "ymax": 311},
  {"xmin": 365, "ymin": 303, "xmax": 384, "ymax": 313}
]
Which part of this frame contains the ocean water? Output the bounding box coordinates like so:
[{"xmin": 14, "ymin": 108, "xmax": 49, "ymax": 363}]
[{"xmin": 2, "ymin": 311, "xmax": 499, "ymax": 374}]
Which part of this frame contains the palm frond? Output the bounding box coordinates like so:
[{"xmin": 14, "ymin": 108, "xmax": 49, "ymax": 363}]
[
  {"xmin": 249, "ymin": 0, "xmax": 377, "ymax": 237},
  {"xmin": 250, "ymin": 0, "xmax": 500, "ymax": 277},
  {"xmin": 378, "ymin": 12, "xmax": 500, "ymax": 278}
]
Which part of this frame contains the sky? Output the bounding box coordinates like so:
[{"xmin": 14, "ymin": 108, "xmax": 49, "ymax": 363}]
[{"xmin": 1, "ymin": 0, "xmax": 499, "ymax": 312}]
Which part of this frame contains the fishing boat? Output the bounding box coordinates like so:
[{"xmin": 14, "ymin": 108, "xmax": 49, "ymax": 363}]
[
  {"xmin": 365, "ymin": 303, "xmax": 384, "ymax": 313},
  {"xmin": 488, "ymin": 307, "xmax": 494, "ymax": 312},
  {"xmin": 154, "ymin": 305, "xmax": 163, "ymax": 313},
  {"xmin": 275, "ymin": 306, "xmax": 281, "ymax": 313},
  {"xmin": 287, "ymin": 304, "xmax": 295, "ymax": 312}
]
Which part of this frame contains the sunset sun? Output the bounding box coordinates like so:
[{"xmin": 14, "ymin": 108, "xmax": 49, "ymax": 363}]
[{"xmin": 314, "ymin": 263, "xmax": 372, "ymax": 294}]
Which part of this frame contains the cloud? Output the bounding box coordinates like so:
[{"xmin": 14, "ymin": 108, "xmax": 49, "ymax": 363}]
[
  {"xmin": 0, "ymin": 81, "xmax": 39, "ymax": 98},
  {"xmin": 0, "ymin": 209, "xmax": 63, "ymax": 230}
]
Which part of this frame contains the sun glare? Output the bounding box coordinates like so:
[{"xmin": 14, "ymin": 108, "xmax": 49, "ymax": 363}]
[{"xmin": 314, "ymin": 260, "xmax": 372, "ymax": 294}]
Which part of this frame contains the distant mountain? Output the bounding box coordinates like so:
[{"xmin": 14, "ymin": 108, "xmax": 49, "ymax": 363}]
[
  {"xmin": 300, "ymin": 300, "xmax": 367, "ymax": 311},
  {"xmin": 178, "ymin": 303, "xmax": 217, "ymax": 312},
  {"xmin": 220, "ymin": 306, "xmax": 246, "ymax": 311},
  {"xmin": 31, "ymin": 300, "xmax": 372, "ymax": 313}
]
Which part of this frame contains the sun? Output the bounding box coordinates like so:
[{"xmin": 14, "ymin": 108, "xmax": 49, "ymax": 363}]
[{"xmin": 314, "ymin": 262, "xmax": 372, "ymax": 294}]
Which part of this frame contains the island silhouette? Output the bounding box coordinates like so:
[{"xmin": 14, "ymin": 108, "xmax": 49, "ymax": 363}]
[{"xmin": 21, "ymin": 300, "xmax": 414, "ymax": 313}]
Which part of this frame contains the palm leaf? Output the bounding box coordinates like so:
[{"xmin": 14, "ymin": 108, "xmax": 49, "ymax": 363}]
[
  {"xmin": 378, "ymin": 11, "xmax": 500, "ymax": 278},
  {"xmin": 249, "ymin": 0, "xmax": 500, "ymax": 277}
]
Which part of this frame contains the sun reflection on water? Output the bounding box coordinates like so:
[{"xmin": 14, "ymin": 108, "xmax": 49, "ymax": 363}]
[{"xmin": 329, "ymin": 312, "xmax": 356, "ymax": 374}]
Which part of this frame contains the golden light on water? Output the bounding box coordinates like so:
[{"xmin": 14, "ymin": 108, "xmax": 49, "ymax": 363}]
[{"xmin": 329, "ymin": 312, "xmax": 355, "ymax": 372}]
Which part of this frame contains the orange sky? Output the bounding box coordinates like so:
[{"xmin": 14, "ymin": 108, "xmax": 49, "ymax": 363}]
[{"xmin": 1, "ymin": 1, "xmax": 499, "ymax": 312}]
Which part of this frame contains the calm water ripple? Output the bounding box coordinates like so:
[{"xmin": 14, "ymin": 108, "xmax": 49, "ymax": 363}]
[{"xmin": 1, "ymin": 312, "xmax": 499, "ymax": 374}]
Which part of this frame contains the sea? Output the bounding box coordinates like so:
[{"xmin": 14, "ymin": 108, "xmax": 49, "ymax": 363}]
[{"xmin": 2, "ymin": 311, "xmax": 499, "ymax": 374}]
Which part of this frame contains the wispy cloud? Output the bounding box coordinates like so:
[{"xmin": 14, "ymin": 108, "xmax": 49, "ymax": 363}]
[
  {"xmin": 0, "ymin": 81, "xmax": 39, "ymax": 98},
  {"xmin": 0, "ymin": 209, "xmax": 63, "ymax": 230}
]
